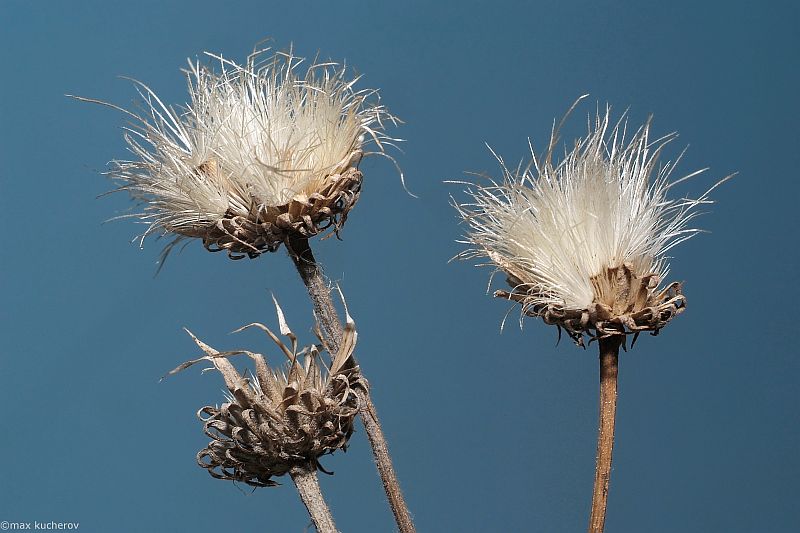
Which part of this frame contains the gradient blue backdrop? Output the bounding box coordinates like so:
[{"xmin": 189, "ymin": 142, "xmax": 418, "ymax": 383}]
[{"xmin": 1, "ymin": 1, "xmax": 797, "ymax": 531}]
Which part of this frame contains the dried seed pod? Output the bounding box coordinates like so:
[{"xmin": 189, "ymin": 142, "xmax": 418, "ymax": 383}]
[{"xmin": 169, "ymin": 301, "xmax": 363, "ymax": 487}]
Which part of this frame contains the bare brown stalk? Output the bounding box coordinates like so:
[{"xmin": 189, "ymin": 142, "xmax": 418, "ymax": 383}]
[
  {"xmin": 290, "ymin": 462, "xmax": 339, "ymax": 533},
  {"xmin": 287, "ymin": 236, "xmax": 416, "ymax": 533},
  {"xmin": 588, "ymin": 335, "xmax": 622, "ymax": 533}
]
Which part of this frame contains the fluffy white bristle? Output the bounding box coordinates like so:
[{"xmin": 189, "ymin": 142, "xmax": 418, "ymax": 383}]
[
  {"xmin": 107, "ymin": 47, "xmax": 398, "ymax": 242},
  {"xmin": 456, "ymin": 105, "xmax": 722, "ymax": 311}
]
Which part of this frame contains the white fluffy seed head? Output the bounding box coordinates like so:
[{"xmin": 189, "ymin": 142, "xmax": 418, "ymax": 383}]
[
  {"xmin": 108, "ymin": 47, "xmax": 399, "ymax": 242},
  {"xmin": 456, "ymin": 102, "xmax": 723, "ymax": 312}
]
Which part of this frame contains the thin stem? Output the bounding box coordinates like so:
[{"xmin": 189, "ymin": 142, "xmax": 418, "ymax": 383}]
[
  {"xmin": 286, "ymin": 236, "xmax": 346, "ymax": 353},
  {"xmin": 357, "ymin": 389, "xmax": 410, "ymax": 524},
  {"xmin": 290, "ymin": 461, "xmax": 338, "ymax": 533},
  {"xmin": 588, "ymin": 335, "xmax": 622, "ymax": 533},
  {"xmin": 286, "ymin": 236, "xmax": 417, "ymax": 533}
]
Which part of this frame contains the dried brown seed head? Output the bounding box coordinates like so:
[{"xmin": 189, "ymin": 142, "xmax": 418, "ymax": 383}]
[
  {"xmin": 496, "ymin": 262, "xmax": 685, "ymax": 346},
  {"xmin": 169, "ymin": 302, "xmax": 363, "ymax": 487},
  {"xmin": 199, "ymin": 166, "xmax": 363, "ymax": 259}
]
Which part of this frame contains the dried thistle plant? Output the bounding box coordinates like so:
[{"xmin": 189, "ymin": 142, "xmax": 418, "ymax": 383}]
[
  {"xmin": 453, "ymin": 98, "xmax": 730, "ymax": 532},
  {"xmin": 169, "ymin": 299, "xmax": 362, "ymax": 533},
  {"xmin": 78, "ymin": 42, "xmax": 415, "ymax": 532},
  {"xmin": 75, "ymin": 45, "xmax": 400, "ymax": 260}
]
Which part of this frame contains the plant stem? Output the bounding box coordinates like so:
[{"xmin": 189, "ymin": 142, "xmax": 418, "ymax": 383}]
[
  {"xmin": 588, "ymin": 335, "xmax": 622, "ymax": 533},
  {"xmin": 286, "ymin": 237, "xmax": 346, "ymax": 354},
  {"xmin": 286, "ymin": 236, "xmax": 416, "ymax": 533},
  {"xmin": 290, "ymin": 461, "xmax": 339, "ymax": 533}
]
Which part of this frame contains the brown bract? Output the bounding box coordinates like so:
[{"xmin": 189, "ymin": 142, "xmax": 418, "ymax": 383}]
[
  {"xmin": 170, "ymin": 313, "xmax": 363, "ymax": 487},
  {"xmin": 495, "ymin": 263, "xmax": 686, "ymax": 346},
  {"xmin": 184, "ymin": 166, "xmax": 362, "ymax": 259}
]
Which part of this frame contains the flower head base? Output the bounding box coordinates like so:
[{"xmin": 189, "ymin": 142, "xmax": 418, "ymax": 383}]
[
  {"xmin": 495, "ymin": 262, "xmax": 685, "ymax": 344},
  {"xmin": 105, "ymin": 46, "xmax": 399, "ymax": 259},
  {"xmin": 455, "ymin": 102, "xmax": 726, "ymax": 346},
  {"xmin": 169, "ymin": 300, "xmax": 363, "ymax": 487}
]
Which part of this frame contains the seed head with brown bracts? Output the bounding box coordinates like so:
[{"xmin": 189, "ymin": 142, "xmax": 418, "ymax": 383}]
[
  {"xmin": 82, "ymin": 45, "xmax": 400, "ymax": 262},
  {"xmin": 168, "ymin": 299, "xmax": 363, "ymax": 487},
  {"xmin": 454, "ymin": 99, "xmax": 730, "ymax": 346}
]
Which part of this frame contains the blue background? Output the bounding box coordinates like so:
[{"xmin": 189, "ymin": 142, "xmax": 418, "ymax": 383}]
[{"xmin": 1, "ymin": 1, "xmax": 797, "ymax": 531}]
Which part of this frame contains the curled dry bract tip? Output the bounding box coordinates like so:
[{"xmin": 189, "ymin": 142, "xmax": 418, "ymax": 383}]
[{"xmin": 168, "ymin": 302, "xmax": 363, "ymax": 487}]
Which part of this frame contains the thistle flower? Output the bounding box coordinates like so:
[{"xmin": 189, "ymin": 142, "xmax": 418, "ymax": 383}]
[
  {"xmin": 168, "ymin": 300, "xmax": 362, "ymax": 488},
  {"xmin": 83, "ymin": 44, "xmax": 415, "ymax": 532},
  {"xmin": 91, "ymin": 46, "xmax": 399, "ymax": 259},
  {"xmin": 455, "ymin": 102, "xmax": 726, "ymax": 345},
  {"xmin": 454, "ymin": 99, "xmax": 731, "ymax": 533}
]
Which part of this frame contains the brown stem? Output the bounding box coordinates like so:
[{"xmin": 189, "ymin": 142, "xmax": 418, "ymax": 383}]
[
  {"xmin": 286, "ymin": 236, "xmax": 417, "ymax": 533},
  {"xmin": 290, "ymin": 461, "xmax": 338, "ymax": 533},
  {"xmin": 286, "ymin": 236, "xmax": 345, "ymax": 350},
  {"xmin": 588, "ymin": 335, "xmax": 622, "ymax": 533}
]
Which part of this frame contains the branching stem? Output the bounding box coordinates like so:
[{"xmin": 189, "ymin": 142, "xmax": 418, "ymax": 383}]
[{"xmin": 287, "ymin": 236, "xmax": 416, "ymax": 533}]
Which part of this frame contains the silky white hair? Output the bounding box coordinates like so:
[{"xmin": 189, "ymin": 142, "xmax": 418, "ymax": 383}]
[
  {"xmin": 456, "ymin": 100, "xmax": 727, "ymax": 311},
  {"xmin": 89, "ymin": 46, "xmax": 400, "ymax": 243}
]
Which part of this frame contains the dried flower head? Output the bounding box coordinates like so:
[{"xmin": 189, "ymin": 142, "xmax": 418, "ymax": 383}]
[
  {"xmin": 169, "ymin": 299, "xmax": 363, "ymax": 487},
  {"xmin": 92, "ymin": 46, "xmax": 399, "ymax": 259},
  {"xmin": 455, "ymin": 100, "xmax": 728, "ymax": 345}
]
